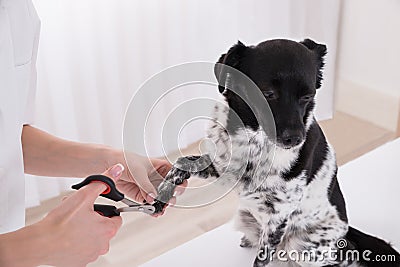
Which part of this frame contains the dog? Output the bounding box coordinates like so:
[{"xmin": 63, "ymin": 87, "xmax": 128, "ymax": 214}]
[{"xmin": 153, "ymin": 38, "xmax": 400, "ymax": 266}]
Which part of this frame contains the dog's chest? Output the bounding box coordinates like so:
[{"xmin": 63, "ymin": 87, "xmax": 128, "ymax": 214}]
[
  {"xmin": 206, "ymin": 103, "xmax": 300, "ymax": 193},
  {"xmin": 206, "ymin": 103, "xmax": 343, "ymax": 230}
]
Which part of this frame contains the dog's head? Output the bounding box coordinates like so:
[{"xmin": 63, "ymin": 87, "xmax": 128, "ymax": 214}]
[{"xmin": 214, "ymin": 39, "xmax": 327, "ymax": 149}]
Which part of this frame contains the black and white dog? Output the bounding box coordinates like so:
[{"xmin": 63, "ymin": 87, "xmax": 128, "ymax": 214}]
[{"xmin": 153, "ymin": 39, "xmax": 400, "ymax": 266}]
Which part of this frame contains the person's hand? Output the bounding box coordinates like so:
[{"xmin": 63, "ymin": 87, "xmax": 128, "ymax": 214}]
[
  {"xmin": 113, "ymin": 152, "xmax": 187, "ymax": 216},
  {"xmin": 33, "ymin": 164, "xmax": 124, "ymax": 267}
]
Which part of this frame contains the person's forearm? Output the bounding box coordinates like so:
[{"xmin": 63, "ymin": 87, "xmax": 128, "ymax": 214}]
[
  {"xmin": 0, "ymin": 174, "xmax": 120, "ymax": 267},
  {"xmin": 22, "ymin": 125, "xmax": 123, "ymax": 177},
  {"xmin": 0, "ymin": 222, "xmax": 49, "ymax": 267}
]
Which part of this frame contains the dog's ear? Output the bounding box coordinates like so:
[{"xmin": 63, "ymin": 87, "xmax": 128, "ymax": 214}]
[
  {"xmin": 214, "ymin": 41, "xmax": 247, "ymax": 93},
  {"xmin": 300, "ymin": 39, "xmax": 327, "ymax": 89}
]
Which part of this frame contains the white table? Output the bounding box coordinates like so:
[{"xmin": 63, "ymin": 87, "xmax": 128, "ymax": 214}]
[
  {"xmin": 338, "ymin": 138, "xmax": 400, "ymax": 249},
  {"xmin": 141, "ymin": 138, "xmax": 400, "ymax": 267}
]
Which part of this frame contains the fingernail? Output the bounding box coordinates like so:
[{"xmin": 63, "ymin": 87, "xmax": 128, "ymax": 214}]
[{"xmin": 110, "ymin": 163, "xmax": 125, "ymax": 178}]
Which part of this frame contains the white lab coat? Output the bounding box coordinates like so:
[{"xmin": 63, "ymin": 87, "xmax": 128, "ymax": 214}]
[{"xmin": 0, "ymin": 0, "xmax": 40, "ymax": 233}]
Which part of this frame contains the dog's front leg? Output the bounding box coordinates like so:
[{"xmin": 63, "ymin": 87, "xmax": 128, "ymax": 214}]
[
  {"xmin": 254, "ymin": 216, "xmax": 289, "ymax": 267},
  {"xmin": 238, "ymin": 193, "xmax": 295, "ymax": 266},
  {"xmin": 152, "ymin": 154, "xmax": 219, "ymax": 213},
  {"xmin": 252, "ymin": 179, "xmax": 306, "ymax": 266}
]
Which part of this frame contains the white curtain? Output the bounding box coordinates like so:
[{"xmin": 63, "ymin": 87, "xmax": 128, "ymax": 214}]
[{"xmin": 26, "ymin": 0, "xmax": 341, "ymax": 207}]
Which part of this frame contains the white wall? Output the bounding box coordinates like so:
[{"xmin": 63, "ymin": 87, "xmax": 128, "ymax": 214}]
[
  {"xmin": 32, "ymin": 0, "xmax": 340, "ymax": 153},
  {"xmin": 336, "ymin": 0, "xmax": 400, "ymax": 132},
  {"xmin": 27, "ymin": 0, "xmax": 341, "ymax": 206}
]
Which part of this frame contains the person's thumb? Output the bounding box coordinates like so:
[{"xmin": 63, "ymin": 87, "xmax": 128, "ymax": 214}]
[{"xmin": 132, "ymin": 167, "xmax": 157, "ymax": 203}]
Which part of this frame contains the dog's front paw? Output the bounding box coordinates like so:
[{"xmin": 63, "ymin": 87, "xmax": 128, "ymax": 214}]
[
  {"xmin": 253, "ymin": 257, "xmax": 270, "ymax": 267},
  {"xmin": 170, "ymin": 168, "xmax": 191, "ymax": 185},
  {"xmin": 174, "ymin": 154, "xmax": 219, "ymax": 179},
  {"xmin": 253, "ymin": 246, "xmax": 271, "ymax": 267},
  {"xmin": 152, "ymin": 165, "xmax": 191, "ymax": 214},
  {"xmin": 253, "ymin": 258, "xmax": 269, "ymax": 267},
  {"xmin": 152, "ymin": 154, "xmax": 218, "ymax": 214},
  {"xmin": 240, "ymin": 236, "xmax": 256, "ymax": 248}
]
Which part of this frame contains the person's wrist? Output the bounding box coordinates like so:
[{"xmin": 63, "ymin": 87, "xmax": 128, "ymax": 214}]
[
  {"xmin": 102, "ymin": 148, "xmax": 131, "ymax": 179},
  {"xmin": 104, "ymin": 148, "xmax": 125, "ymax": 168},
  {"xmin": 123, "ymin": 151, "xmax": 154, "ymax": 173},
  {"xmin": 90, "ymin": 144, "xmax": 114, "ymax": 170},
  {"xmin": 80, "ymin": 144, "xmax": 121, "ymax": 176}
]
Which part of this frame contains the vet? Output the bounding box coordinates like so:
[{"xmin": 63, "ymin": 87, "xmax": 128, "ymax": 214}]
[{"xmin": 0, "ymin": 0, "xmax": 185, "ymax": 266}]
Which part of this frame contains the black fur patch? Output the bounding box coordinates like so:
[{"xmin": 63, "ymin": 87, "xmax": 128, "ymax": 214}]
[
  {"xmin": 327, "ymin": 172, "xmax": 348, "ymax": 223},
  {"xmin": 282, "ymin": 121, "xmax": 328, "ymax": 183}
]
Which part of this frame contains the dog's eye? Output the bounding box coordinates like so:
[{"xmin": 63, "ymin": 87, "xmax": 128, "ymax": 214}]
[
  {"xmin": 263, "ymin": 91, "xmax": 276, "ymax": 100},
  {"xmin": 300, "ymin": 94, "xmax": 315, "ymax": 102}
]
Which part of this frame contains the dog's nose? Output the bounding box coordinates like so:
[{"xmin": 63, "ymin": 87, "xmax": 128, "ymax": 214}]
[{"xmin": 281, "ymin": 131, "xmax": 303, "ymax": 147}]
